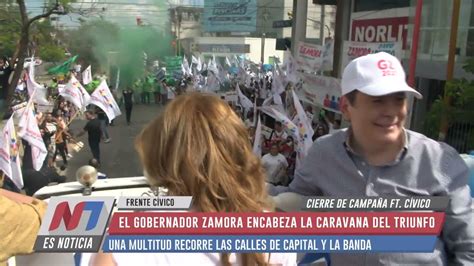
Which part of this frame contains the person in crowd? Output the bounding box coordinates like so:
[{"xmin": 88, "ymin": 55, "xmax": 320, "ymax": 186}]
[
  {"xmin": 244, "ymin": 111, "xmax": 255, "ymax": 128},
  {"xmin": 96, "ymin": 107, "xmax": 110, "ymax": 143},
  {"xmin": 160, "ymin": 80, "xmax": 168, "ymax": 105},
  {"xmin": 52, "ymin": 110, "xmax": 70, "ymax": 167},
  {"xmin": 262, "ymin": 143, "xmax": 289, "ymax": 186},
  {"xmin": 22, "ymin": 159, "xmax": 66, "ymax": 196},
  {"xmin": 268, "ymin": 121, "xmax": 288, "ymax": 145},
  {"xmin": 268, "ymin": 52, "xmax": 473, "ymax": 265},
  {"xmin": 76, "ymin": 110, "xmax": 102, "ymax": 164},
  {"xmin": 122, "ymin": 87, "xmax": 134, "ymax": 125},
  {"xmin": 90, "ymin": 92, "xmax": 296, "ymax": 266},
  {"xmin": 0, "ymin": 187, "xmax": 47, "ymax": 263},
  {"xmin": 312, "ymin": 125, "xmax": 327, "ymax": 142},
  {"xmin": 0, "ymin": 57, "xmax": 12, "ymax": 111},
  {"xmin": 40, "ymin": 112, "xmax": 57, "ymax": 167}
]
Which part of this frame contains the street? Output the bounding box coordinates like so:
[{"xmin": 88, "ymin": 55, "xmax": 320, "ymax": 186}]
[{"xmin": 64, "ymin": 104, "xmax": 163, "ymax": 182}]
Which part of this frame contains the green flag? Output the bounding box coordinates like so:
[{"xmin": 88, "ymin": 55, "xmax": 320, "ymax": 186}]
[{"xmin": 47, "ymin": 55, "xmax": 78, "ymax": 75}]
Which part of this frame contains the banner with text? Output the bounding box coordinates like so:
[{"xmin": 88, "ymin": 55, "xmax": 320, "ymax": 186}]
[
  {"xmin": 296, "ymin": 41, "xmax": 333, "ymax": 72},
  {"xmin": 203, "ymin": 0, "xmax": 257, "ymax": 32},
  {"xmin": 341, "ymin": 41, "xmax": 402, "ymax": 73}
]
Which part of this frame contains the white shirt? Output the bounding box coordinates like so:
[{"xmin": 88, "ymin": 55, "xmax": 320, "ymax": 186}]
[
  {"xmin": 261, "ymin": 153, "xmax": 289, "ymax": 184},
  {"xmin": 270, "ymin": 130, "xmax": 288, "ymax": 142}
]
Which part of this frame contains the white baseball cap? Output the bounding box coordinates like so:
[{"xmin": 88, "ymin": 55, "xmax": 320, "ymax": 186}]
[{"xmin": 341, "ymin": 52, "xmax": 422, "ymax": 99}]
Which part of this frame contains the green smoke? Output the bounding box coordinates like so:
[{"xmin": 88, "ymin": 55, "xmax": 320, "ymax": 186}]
[
  {"xmin": 67, "ymin": 6, "xmax": 174, "ymax": 89},
  {"xmin": 116, "ymin": 27, "xmax": 173, "ymax": 88}
]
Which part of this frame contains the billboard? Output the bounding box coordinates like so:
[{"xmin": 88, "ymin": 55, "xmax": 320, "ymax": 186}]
[
  {"xmin": 351, "ymin": 16, "xmax": 409, "ymax": 49},
  {"xmin": 203, "ymin": 0, "xmax": 257, "ymax": 32}
]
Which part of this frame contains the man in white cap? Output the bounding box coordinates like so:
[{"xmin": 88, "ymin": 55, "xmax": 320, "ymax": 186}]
[{"xmin": 268, "ymin": 52, "xmax": 473, "ymax": 265}]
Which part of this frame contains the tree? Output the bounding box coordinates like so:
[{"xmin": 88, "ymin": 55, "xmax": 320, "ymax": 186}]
[
  {"xmin": 423, "ymin": 59, "xmax": 474, "ymax": 153},
  {"xmin": 39, "ymin": 44, "xmax": 65, "ymax": 62},
  {"xmin": 5, "ymin": 0, "xmax": 70, "ymax": 105},
  {"xmin": 3, "ymin": 0, "xmax": 102, "ymax": 106}
]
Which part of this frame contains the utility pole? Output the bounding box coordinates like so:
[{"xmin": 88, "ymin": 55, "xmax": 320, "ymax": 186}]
[
  {"xmin": 291, "ymin": 0, "xmax": 308, "ymax": 56},
  {"xmin": 320, "ymin": 5, "xmax": 325, "ymax": 45},
  {"xmin": 260, "ymin": 9, "xmax": 269, "ymax": 64},
  {"xmin": 177, "ymin": 9, "xmax": 182, "ymax": 57}
]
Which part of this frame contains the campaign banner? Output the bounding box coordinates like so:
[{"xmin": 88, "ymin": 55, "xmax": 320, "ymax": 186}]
[
  {"xmin": 298, "ymin": 73, "xmax": 342, "ymax": 113},
  {"xmin": 102, "ymin": 235, "xmax": 438, "ymax": 253},
  {"xmin": 203, "ymin": 0, "xmax": 257, "ymax": 32},
  {"xmin": 296, "ymin": 41, "xmax": 324, "ymax": 72},
  {"xmin": 341, "ymin": 41, "xmax": 402, "ymax": 71}
]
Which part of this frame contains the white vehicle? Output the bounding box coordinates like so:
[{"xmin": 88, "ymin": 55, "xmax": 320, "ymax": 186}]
[{"xmin": 13, "ymin": 166, "xmax": 153, "ymax": 266}]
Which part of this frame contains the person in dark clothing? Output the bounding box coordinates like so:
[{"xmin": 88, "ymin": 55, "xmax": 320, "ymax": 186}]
[
  {"xmin": 0, "ymin": 58, "xmax": 12, "ymax": 100},
  {"xmin": 96, "ymin": 107, "xmax": 110, "ymax": 142},
  {"xmin": 76, "ymin": 110, "xmax": 102, "ymax": 163},
  {"xmin": 123, "ymin": 88, "xmax": 133, "ymax": 125},
  {"xmin": 0, "ymin": 57, "xmax": 12, "ymax": 112},
  {"xmin": 22, "ymin": 161, "xmax": 66, "ymax": 196}
]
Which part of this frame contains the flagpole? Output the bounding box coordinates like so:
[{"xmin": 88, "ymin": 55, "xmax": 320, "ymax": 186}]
[{"xmin": 65, "ymin": 110, "xmax": 80, "ymax": 128}]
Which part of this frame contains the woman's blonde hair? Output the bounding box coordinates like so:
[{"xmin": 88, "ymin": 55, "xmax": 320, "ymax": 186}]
[{"xmin": 136, "ymin": 93, "xmax": 271, "ymax": 265}]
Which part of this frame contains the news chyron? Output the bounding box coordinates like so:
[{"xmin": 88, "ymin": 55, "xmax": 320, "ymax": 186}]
[{"xmin": 34, "ymin": 196, "xmax": 448, "ymax": 253}]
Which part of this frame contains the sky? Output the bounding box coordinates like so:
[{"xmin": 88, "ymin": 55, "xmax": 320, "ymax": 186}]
[{"xmin": 24, "ymin": 0, "xmax": 197, "ymax": 30}]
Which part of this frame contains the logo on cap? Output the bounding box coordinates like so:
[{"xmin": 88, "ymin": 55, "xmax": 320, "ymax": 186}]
[{"xmin": 377, "ymin": 59, "xmax": 397, "ymax": 76}]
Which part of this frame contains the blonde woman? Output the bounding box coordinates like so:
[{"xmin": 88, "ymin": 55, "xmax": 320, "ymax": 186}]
[{"xmin": 91, "ymin": 93, "xmax": 296, "ymax": 266}]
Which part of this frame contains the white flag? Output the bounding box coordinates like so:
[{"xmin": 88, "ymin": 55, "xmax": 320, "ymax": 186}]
[
  {"xmin": 60, "ymin": 74, "xmax": 91, "ymax": 110},
  {"xmin": 292, "ymin": 90, "xmax": 314, "ymax": 156},
  {"xmin": 236, "ymin": 84, "xmax": 253, "ymax": 110},
  {"xmin": 284, "ymin": 53, "xmax": 299, "ymax": 84},
  {"xmin": 225, "ymin": 56, "xmax": 232, "ymax": 67},
  {"xmin": 273, "ymin": 93, "xmax": 283, "ymax": 106},
  {"xmin": 183, "ymin": 57, "xmax": 192, "ymax": 76},
  {"xmin": 1, "ymin": 118, "xmax": 23, "ymax": 189},
  {"xmin": 208, "ymin": 57, "xmax": 218, "ymax": 75},
  {"xmin": 252, "ymin": 115, "xmax": 262, "ymax": 157},
  {"xmin": 90, "ymin": 80, "xmax": 121, "ymax": 121},
  {"xmin": 272, "ymin": 72, "xmax": 286, "ymax": 95},
  {"xmin": 271, "ymin": 108, "xmax": 299, "ymax": 141},
  {"xmin": 196, "ymin": 57, "xmax": 204, "ymax": 71},
  {"xmin": 82, "ymin": 65, "xmax": 92, "ymax": 85},
  {"xmin": 192, "ymin": 55, "xmax": 199, "ymax": 65},
  {"xmin": 206, "ymin": 72, "xmax": 219, "ymax": 92},
  {"xmin": 18, "ymin": 106, "xmax": 47, "ymax": 171},
  {"xmin": 26, "ymin": 61, "xmax": 49, "ymax": 105}
]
